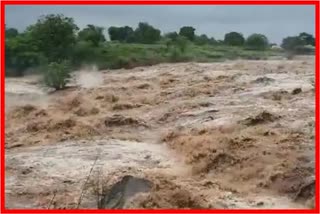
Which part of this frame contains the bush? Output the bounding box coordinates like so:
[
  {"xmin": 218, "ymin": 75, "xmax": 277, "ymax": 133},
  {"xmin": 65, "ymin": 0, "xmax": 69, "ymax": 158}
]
[
  {"xmin": 164, "ymin": 32, "xmax": 179, "ymax": 41},
  {"xmin": 5, "ymin": 33, "xmax": 44, "ymax": 76},
  {"xmin": 194, "ymin": 34, "xmax": 210, "ymax": 46},
  {"xmin": 174, "ymin": 36, "xmax": 189, "ymax": 53},
  {"xmin": 169, "ymin": 48, "xmax": 191, "ymax": 62},
  {"xmin": 109, "ymin": 57, "xmax": 131, "ymax": 69},
  {"xmin": 179, "ymin": 26, "xmax": 195, "ymax": 41},
  {"xmin": 44, "ymin": 61, "xmax": 71, "ymax": 90},
  {"xmin": 224, "ymin": 32, "xmax": 245, "ymax": 46},
  {"xmin": 299, "ymin": 32, "xmax": 315, "ymax": 46},
  {"xmin": 293, "ymin": 45, "xmax": 315, "ymax": 55},
  {"xmin": 72, "ymin": 41, "xmax": 103, "ymax": 67},
  {"xmin": 134, "ymin": 22, "xmax": 161, "ymax": 44},
  {"xmin": 163, "ymin": 38, "xmax": 173, "ymax": 51},
  {"xmin": 169, "ymin": 48, "xmax": 181, "ymax": 61},
  {"xmin": 78, "ymin": 24, "xmax": 105, "ymax": 47},
  {"xmin": 108, "ymin": 26, "xmax": 134, "ymax": 42},
  {"xmin": 281, "ymin": 36, "xmax": 304, "ymax": 51},
  {"xmin": 281, "ymin": 36, "xmax": 315, "ymax": 55},
  {"xmin": 245, "ymin": 34, "xmax": 269, "ymax": 50}
]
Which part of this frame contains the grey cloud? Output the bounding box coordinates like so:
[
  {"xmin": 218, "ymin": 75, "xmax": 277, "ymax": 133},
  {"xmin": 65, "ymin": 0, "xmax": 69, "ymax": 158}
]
[{"xmin": 5, "ymin": 5, "xmax": 315, "ymax": 44}]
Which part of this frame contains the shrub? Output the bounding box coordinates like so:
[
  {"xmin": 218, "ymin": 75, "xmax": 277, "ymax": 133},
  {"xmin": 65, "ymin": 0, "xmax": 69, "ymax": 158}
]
[
  {"xmin": 169, "ymin": 48, "xmax": 191, "ymax": 62},
  {"xmin": 299, "ymin": 32, "xmax": 315, "ymax": 46},
  {"xmin": 106, "ymin": 56, "xmax": 131, "ymax": 69},
  {"xmin": 169, "ymin": 48, "xmax": 181, "ymax": 61},
  {"xmin": 281, "ymin": 36, "xmax": 304, "ymax": 51},
  {"xmin": 78, "ymin": 24, "xmax": 105, "ymax": 47},
  {"xmin": 133, "ymin": 22, "xmax": 161, "ymax": 44},
  {"xmin": 194, "ymin": 34, "xmax": 210, "ymax": 46},
  {"xmin": 174, "ymin": 36, "xmax": 189, "ymax": 53},
  {"xmin": 294, "ymin": 45, "xmax": 315, "ymax": 55},
  {"xmin": 44, "ymin": 61, "xmax": 71, "ymax": 90},
  {"xmin": 245, "ymin": 34, "xmax": 269, "ymax": 50},
  {"xmin": 281, "ymin": 36, "xmax": 315, "ymax": 55},
  {"xmin": 224, "ymin": 32, "xmax": 245, "ymax": 46},
  {"xmin": 164, "ymin": 32, "xmax": 179, "ymax": 41},
  {"xmin": 5, "ymin": 34, "xmax": 44, "ymax": 76},
  {"xmin": 179, "ymin": 26, "xmax": 196, "ymax": 41},
  {"xmin": 72, "ymin": 41, "xmax": 103, "ymax": 66},
  {"xmin": 108, "ymin": 26, "xmax": 134, "ymax": 42}
]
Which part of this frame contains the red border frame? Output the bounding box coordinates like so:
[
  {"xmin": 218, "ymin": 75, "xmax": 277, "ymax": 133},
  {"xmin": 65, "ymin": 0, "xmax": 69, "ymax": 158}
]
[{"xmin": 0, "ymin": 1, "xmax": 319, "ymax": 213}]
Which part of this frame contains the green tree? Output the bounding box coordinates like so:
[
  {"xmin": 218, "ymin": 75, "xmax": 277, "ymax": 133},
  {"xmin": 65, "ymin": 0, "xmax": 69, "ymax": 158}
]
[
  {"xmin": 194, "ymin": 34, "xmax": 210, "ymax": 45},
  {"xmin": 5, "ymin": 33, "xmax": 43, "ymax": 76},
  {"xmin": 224, "ymin": 32, "xmax": 245, "ymax": 46},
  {"xmin": 281, "ymin": 36, "xmax": 305, "ymax": 51},
  {"xmin": 208, "ymin": 37, "xmax": 217, "ymax": 45},
  {"xmin": 78, "ymin": 24, "xmax": 105, "ymax": 46},
  {"xmin": 216, "ymin": 40, "xmax": 224, "ymax": 45},
  {"xmin": 108, "ymin": 26, "xmax": 134, "ymax": 42},
  {"xmin": 245, "ymin": 33, "xmax": 269, "ymax": 50},
  {"xmin": 27, "ymin": 14, "xmax": 79, "ymax": 62},
  {"xmin": 44, "ymin": 61, "xmax": 71, "ymax": 90},
  {"xmin": 174, "ymin": 36, "xmax": 188, "ymax": 53},
  {"xmin": 298, "ymin": 32, "xmax": 315, "ymax": 46},
  {"xmin": 5, "ymin": 28, "xmax": 19, "ymax": 39},
  {"xmin": 108, "ymin": 26, "xmax": 119, "ymax": 41},
  {"xmin": 179, "ymin": 26, "xmax": 195, "ymax": 41},
  {"xmin": 282, "ymin": 35, "xmax": 315, "ymax": 55},
  {"xmin": 163, "ymin": 38, "xmax": 173, "ymax": 51},
  {"xmin": 134, "ymin": 22, "xmax": 161, "ymax": 44},
  {"xmin": 72, "ymin": 40, "xmax": 103, "ymax": 66},
  {"xmin": 164, "ymin": 32, "xmax": 179, "ymax": 41}
]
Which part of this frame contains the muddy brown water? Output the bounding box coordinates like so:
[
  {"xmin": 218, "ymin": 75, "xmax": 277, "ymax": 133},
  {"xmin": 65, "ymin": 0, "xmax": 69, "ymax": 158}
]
[
  {"xmin": 6, "ymin": 139, "xmax": 184, "ymax": 208},
  {"xmin": 5, "ymin": 59, "xmax": 315, "ymax": 209}
]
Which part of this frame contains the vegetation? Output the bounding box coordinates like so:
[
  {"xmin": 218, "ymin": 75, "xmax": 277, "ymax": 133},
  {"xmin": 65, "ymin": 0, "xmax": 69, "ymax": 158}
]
[
  {"xmin": 245, "ymin": 34, "xmax": 269, "ymax": 50},
  {"xmin": 134, "ymin": 22, "xmax": 161, "ymax": 44},
  {"xmin": 5, "ymin": 13, "xmax": 315, "ymax": 89},
  {"xmin": 164, "ymin": 32, "xmax": 179, "ymax": 41},
  {"xmin": 299, "ymin": 32, "xmax": 315, "ymax": 46},
  {"xmin": 108, "ymin": 22, "xmax": 161, "ymax": 44},
  {"xmin": 281, "ymin": 36, "xmax": 305, "ymax": 51},
  {"xmin": 174, "ymin": 36, "xmax": 189, "ymax": 53},
  {"xmin": 108, "ymin": 26, "xmax": 134, "ymax": 42},
  {"xmin": 224, "ymin": 32, "xmax": 245, "ymax": 46},
  {"xmin": 5, "ymin": 27, "xmax": 19, "ymax": 38},
  {"xmin": 27, "ymin": 14, "xmax": 79, "ymax": 63},
  {"xmin": 44, "ymin": 61, "xmax": 71, "ymax": 90},
  {"xmin": 179, "ymin": 26, "xmax": 196, "ymax": 41},
  {"xmin": 78, "ymin": 25, "xmax": 106, "ymax": 47},
  {"xmin": 5, "ymin": 32, "xmax": 44, "ymax": 76},
  {"xmin": 281, "ymin": 32, "xmax": 315, "ymax": 54}
]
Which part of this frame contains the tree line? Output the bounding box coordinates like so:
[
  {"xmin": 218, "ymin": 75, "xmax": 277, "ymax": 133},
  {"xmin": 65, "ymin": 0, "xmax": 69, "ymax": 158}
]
[{"xmin": 5, "ymin": 14, "xmax": 315, "ymax": 88}]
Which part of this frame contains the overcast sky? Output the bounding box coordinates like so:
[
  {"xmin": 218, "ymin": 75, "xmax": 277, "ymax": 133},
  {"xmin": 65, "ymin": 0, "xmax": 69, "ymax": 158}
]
[{"xmin": 5, "ymin": 5, "xmax": 315, "ymax": 44}]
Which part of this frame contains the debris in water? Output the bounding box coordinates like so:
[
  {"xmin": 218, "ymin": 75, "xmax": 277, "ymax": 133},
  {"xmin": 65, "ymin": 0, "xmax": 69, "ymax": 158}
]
[
  {"xmin": 294, "ymin": 176, "xmax": 315, "ymax": 202},
  {"xmin": 112, "ymin": 103, "xmax": 143, "ymax": 110},
  {"xmin": 292, "ymin": 88, "xmax": 302, "ymax": 95},
  {"xmin": 104, "ymin": 114, "xmax": 147, "ymax": 127},
  {"xmin": 99, "ymin": 175, "xmax": 152, "ymax": 209},
  {"xmin": 252, "ymin": 76, "xmax": 275, "ymax": 85},
  {"xmin": 242, "ymin": 111, "xmax": 279, "ymax": 126}
]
